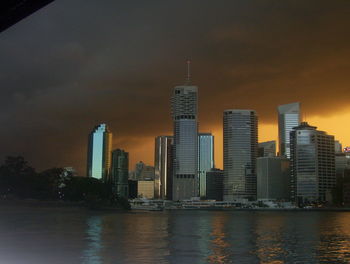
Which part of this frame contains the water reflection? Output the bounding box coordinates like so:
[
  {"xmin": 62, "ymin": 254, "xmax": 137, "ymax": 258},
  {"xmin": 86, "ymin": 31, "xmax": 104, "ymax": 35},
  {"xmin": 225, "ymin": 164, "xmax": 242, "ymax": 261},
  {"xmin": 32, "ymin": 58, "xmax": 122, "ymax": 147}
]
[
  {"xmin": 254, "ymin": 213, "xmax": 287, "ymax": 264},
  {"xmin": 82, "ymin": 212, "xmax": 172, "ymax": 263},
  {"xmin": 207, "ymin": 212, "xmax": 231, "ymax": 263},
  {"xmin": 82, "ymin": 216, "xmax": 103, "ymax": 264},
  {"xmin": 166, "ymin": 211, "xmax": 208, "ymax": 263},
  {"xmin": 120, "ymin": 212, "xmax": 169, "ymax": 263},
  {"xmin": 2, "ymin": 207, "xmax": 350, "ymax": 263},
  {"xmin": 317, "ymin": 212, "xmax": 350, "ymax": 263}
]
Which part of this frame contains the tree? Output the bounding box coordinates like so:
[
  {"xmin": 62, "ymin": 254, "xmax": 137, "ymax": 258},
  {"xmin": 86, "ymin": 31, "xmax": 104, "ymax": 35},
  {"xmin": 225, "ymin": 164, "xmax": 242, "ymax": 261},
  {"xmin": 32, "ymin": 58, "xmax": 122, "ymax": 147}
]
[
  {"xmin": 0, "ymin": 156, "xmax": 36, "ymax": 198},
  {"xmin": 35, "ymin": 168, "xmax": 64, "ymax": 200},
  {"xmin": 62, "ymin": 176, "xmax": 113, "ymax": 202}
]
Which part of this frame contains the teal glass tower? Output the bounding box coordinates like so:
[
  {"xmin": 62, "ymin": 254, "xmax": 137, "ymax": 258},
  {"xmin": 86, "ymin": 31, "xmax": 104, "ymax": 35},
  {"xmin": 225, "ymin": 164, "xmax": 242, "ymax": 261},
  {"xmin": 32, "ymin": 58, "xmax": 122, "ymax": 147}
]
[{"xmin": 87, "ymin": 124, "xmax": 112, "ymax": 181}]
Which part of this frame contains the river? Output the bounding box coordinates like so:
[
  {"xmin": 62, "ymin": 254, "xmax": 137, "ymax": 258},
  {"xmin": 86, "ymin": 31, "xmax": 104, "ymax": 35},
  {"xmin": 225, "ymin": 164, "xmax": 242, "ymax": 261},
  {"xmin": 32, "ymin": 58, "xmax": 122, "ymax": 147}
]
[{"xmin": 0, "ymin": 206, "xmax": 349, "ymax": 263}]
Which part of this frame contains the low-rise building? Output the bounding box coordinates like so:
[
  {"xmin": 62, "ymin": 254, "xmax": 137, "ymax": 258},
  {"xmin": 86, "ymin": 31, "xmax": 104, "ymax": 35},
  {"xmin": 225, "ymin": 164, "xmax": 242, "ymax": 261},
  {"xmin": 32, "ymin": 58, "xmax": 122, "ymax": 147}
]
[
  {"xmin": 257, "ymin": 157, "xmax": 290, "ymax": 200},
  {"xmin": 206, "ymin": 169, "xmax": 223, "ymax": 201},
  {"xmin": 138, "ymin": 180, "xmax": 155, "ymax": 199}
]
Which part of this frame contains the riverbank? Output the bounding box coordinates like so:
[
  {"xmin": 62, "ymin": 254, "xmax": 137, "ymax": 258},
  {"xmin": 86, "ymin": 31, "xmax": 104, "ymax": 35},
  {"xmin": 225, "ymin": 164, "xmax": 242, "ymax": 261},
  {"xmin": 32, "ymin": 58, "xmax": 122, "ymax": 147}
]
[
  {"xmin": 0, "ymin": 199, "xmax": 127, "ymax": 212},
  {"xmin": 206, "ymin": 207, "xmax": 350, "ymax": 212},
  {"xmin": 1, "ymin": 199, "xmax": 349, "ymax": 212}
]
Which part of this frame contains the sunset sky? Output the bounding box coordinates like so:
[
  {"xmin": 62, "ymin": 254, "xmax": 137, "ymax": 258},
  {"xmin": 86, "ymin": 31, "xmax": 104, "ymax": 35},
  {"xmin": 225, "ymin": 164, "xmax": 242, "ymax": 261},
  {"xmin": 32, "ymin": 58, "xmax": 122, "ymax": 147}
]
[{"xmin": 1, "ymin": 0, "xmax": 350, "ymax": 174}]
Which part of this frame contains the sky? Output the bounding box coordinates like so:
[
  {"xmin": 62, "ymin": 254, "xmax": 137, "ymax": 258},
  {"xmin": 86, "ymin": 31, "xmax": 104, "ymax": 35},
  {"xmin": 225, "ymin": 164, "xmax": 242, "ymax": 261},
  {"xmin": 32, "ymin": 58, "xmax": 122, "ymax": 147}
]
[{"xmin": 1, "ymin": 0, "xmax": 350, "ymax": 175}]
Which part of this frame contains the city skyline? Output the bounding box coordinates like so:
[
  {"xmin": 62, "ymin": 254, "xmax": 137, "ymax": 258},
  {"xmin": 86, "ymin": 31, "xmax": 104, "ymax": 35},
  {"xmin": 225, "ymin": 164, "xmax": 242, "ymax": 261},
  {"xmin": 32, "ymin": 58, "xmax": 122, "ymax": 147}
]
[
  {"xmin": 1, "ymin": 2, "xmax": 350, "ymax": 263},
  {"xmin": 1, "ymin": 1, "xmax": 350, "ymax": 175}
]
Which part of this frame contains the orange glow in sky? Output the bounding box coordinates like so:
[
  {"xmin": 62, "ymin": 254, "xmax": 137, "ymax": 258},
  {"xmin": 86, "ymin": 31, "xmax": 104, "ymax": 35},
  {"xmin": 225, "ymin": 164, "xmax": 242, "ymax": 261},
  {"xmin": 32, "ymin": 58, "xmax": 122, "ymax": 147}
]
[{"xmin": 126, "ymin": 108, "xmax": 350, "ymax": 170}]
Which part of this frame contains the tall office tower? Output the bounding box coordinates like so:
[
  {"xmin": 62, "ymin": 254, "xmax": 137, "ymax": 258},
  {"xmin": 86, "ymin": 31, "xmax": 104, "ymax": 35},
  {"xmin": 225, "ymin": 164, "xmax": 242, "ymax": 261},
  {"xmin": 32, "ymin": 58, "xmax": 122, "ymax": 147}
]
[
  {"xmin": 278, "ymin": 102, "xmax": 300, "ymax": 158},
  {"xmin": 258, "ymin": 140, "xmax": 276, "ymax": 157},
  {"xmin": 154, "ymin": 136, "xmax": 174, "ymax": 199},
  {"xmin": 198, "ymin": 133, "xmax": 214, "ymax": 198},
  {"xmin": 171, "ymin": 62, "xmax": 198, "ymax": 200},
  {"xmin": 223, "ymin": 110, "xmax": 258, "ymax": 201},
  {"xmin": 290, "ymin": 122, "xmax": 335, "ymax": 203},
  {"xmin": 111, "ymin": 149, "xmax": 129, "ymax": 198},
  {"xmin": 87, "ymin": 124, "xmax": 112, "ymax": 181},
  {"xmin": 257, "ymin": 157, "xmax": 290, "ymax": 200}
]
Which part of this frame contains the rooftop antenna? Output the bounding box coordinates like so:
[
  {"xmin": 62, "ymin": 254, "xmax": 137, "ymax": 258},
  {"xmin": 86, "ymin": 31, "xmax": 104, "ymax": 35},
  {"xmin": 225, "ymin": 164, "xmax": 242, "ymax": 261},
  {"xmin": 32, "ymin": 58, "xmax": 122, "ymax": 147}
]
[
  {"xmin": 302, "ymin": 111, "xmax": 307, "ymax": 123},
  {"xmin": 186, "ymin": 59, "xmax": 191, "ymax": 85}
]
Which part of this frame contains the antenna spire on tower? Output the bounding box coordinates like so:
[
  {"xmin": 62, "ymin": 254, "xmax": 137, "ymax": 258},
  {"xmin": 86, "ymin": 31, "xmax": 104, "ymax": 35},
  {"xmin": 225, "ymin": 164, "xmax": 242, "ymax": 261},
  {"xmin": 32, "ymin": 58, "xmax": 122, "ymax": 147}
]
[{"xmin": 186, "ymin": 59, "xmax": 191, "ymax": 85}]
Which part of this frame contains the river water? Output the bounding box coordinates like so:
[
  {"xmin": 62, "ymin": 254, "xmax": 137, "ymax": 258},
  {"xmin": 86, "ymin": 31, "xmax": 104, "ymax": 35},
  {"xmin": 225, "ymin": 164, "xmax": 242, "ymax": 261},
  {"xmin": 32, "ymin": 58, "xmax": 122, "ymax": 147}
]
[{"xmin": 0, "ymin": 206, "xmax": 349, "ymax": 263}]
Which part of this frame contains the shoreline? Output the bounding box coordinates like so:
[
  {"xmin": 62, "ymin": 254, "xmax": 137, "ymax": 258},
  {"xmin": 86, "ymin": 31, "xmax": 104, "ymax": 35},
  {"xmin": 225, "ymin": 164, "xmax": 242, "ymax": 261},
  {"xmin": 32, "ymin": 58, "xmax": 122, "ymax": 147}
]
[
  {"xmin": 163, "ymin": 207, "xmax": 350, "ymax": 212},
  {"xmin": 0, "ymin": 199, "xmax": 126, "ymax": 212},
  {"xmin": 1, "ymin": 199, "xmax": 349, "ymax": 212}
]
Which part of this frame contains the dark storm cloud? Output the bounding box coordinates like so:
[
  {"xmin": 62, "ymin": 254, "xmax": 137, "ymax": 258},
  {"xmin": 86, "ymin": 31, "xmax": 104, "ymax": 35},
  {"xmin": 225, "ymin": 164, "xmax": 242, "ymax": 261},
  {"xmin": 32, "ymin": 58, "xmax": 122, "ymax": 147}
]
[{"xmin": 1, "ymin": 0, "xmax": 350, "ymax": 173}]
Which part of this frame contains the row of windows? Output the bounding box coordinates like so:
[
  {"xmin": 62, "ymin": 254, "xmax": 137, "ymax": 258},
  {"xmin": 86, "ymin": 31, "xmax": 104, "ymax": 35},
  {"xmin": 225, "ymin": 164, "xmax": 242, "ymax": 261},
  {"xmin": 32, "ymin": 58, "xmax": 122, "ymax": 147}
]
[
  {"xmin": 174, "ymin": 115, "xmax": 196, "ymax": 120},
  {"xmin": 224, "ymin": 111, "xmax": 256, "ymax": 115},
  {"xmin": 176, "ymin": 174, "xmax": 195, "ymax": 179}
]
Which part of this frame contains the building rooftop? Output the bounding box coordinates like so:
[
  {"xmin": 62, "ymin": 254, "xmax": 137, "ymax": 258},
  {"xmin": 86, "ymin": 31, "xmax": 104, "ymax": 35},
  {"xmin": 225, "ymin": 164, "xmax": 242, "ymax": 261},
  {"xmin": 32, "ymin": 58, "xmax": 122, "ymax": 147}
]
[{"xmin": 293, "ymin": 121, "xmax": 317, "ymax": 130}]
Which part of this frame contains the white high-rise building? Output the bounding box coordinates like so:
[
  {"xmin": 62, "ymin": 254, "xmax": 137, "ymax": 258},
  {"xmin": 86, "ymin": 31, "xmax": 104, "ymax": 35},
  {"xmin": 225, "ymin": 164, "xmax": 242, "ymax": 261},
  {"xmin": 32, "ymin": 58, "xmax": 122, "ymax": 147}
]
[
  {"xmin": 223, "ymin": 110, "xmax": 258, "ymax": 200},
  {"xmin": 87, "ymin": 124, "xmax": 112, "ymax": 180},
  {"xmin": 171, "ymin": 63, "xmax": 198, "ymax": 200},
  {"xmin": 198, "ymin": 133, "xmax": 214, "ymax": 198},
  {"xmin": 278, "ymin": 102, "xmax": 300, "ymax": 158}
]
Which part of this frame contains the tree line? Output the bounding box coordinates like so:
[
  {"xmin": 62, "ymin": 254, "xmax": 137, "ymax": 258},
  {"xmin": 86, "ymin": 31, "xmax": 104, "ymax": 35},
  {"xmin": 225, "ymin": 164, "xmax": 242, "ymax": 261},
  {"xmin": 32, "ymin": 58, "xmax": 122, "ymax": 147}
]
[{"xmin": 0, "ymin": 156, "xmax": 130, "ymax": 209}]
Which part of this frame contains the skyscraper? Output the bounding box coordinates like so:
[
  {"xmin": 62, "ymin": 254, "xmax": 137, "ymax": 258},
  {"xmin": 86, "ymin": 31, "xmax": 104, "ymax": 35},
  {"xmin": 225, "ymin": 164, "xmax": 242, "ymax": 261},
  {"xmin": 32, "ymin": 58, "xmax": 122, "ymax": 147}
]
[
  {"xmin": 223, "ymin": 110, "xmax": 258, "ymax": 200},
  {"xmin": 171, "ymin": 62, "xmax": 198, "ymax": 200},
  {"xmin": 198, "ymin": 133, "xmax": 214, "ymax": 198},
  {"xmin": 154, "ymin": 136, "xmax": 173, "ymax": 199},
  {"xmin": 290, "ymin": 122, "xmax": 335, "ymax": 203},
  {"xmin": 111, "ymin": 149, "xmax": 129, "ymax": 198},
  {"xmin": 278, "ymin": 102, "xmax": 300, "ymax": 158},
  {"xmin": 87, "ymin": 124, "xmax": 112, "ymax": 181}
]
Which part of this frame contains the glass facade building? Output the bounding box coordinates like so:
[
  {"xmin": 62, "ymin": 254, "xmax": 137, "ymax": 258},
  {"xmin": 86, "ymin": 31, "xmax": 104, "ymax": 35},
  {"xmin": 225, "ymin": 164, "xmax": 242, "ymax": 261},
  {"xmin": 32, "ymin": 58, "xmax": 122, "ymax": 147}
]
[
  {"xmin": 171, "ymin": 85, "xmax": 198, "ymax": 200},
  {"xmin": 223, "ymin": 110, "xmax": 258, "ymax": 200},
  {"xmin": 278, "ymin": 102, "xmax": 300, "ymax": 158},
  {"xmin": 198, "ymin": 133, "xmax": 214, "ymax": 198},
  {"xmin": 154, "ymin": 136, "xmax": 173, "ymax": 199},
  {"xmin": 290, "ymin": 122, "xmax": 335, "ymax": 203},
  {"xmin": 111, "ymin": 149, "xmax": 129, "ymax": 198},
  {"xmin": 87, "ymin": 124, "xmax": 112, "ymax": 181}
]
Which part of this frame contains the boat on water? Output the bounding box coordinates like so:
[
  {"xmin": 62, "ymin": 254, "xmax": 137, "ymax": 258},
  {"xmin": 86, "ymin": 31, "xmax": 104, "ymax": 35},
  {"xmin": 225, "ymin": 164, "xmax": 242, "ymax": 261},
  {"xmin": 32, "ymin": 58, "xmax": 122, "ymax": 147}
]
[{"xmin": 129, "ymin": 198, "xmax": 164, "ymax": 211}]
